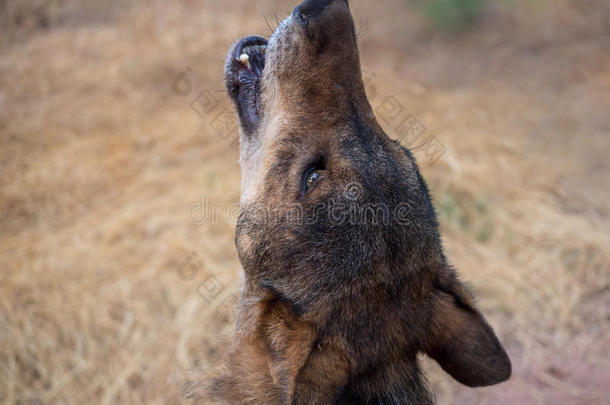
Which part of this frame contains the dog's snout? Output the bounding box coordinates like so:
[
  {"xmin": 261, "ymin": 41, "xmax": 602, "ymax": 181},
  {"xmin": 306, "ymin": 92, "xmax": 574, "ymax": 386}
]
[{"xmin": 292, "ymin": 0, "xmax": 346, "ymax": 22}]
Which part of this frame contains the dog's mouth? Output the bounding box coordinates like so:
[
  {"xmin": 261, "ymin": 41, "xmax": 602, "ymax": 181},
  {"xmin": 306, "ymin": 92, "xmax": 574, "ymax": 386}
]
[
  {"xmin": 224, "ymin": 36, "xmax": 268, "ymax": 136},
  {"xmin": 225, "ymin": 0, "xmax": 357, "ymax": 139}
]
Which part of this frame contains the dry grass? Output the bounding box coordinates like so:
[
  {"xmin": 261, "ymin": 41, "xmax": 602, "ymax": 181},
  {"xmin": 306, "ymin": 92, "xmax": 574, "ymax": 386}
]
[{"xmin": 0, "ymin": 0, "xmax": 609, "ymax": 403}]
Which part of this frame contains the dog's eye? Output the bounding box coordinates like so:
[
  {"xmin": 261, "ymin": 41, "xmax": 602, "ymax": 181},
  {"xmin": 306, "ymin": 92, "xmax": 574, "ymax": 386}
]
[
  {"xmin": 306, "ymin": 170, "xmax": 322, "ymax": 188},
  {"xmin": 302, "ymin": 156, "xmax": 326, "ymax": 194},
  {"xmin": 303, "ymin": 167, "xmax": 324, "ymax": 193}
]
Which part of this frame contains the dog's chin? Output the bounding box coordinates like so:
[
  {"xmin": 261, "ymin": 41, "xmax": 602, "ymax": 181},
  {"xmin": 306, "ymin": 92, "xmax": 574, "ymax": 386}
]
[{"xmin": 224, "ymin": 36, "xmax": 268, "ymax": 136}]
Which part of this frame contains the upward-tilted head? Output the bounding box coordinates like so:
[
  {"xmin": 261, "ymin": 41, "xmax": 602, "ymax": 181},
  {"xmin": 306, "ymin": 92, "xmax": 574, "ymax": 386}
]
[
  {"xmin": 225, "ymin": 0, "xmax": 435, "ymax": 311},
  {"xmin": 213, "ymin": 0, "xmax": 511, "ymax": 403}
]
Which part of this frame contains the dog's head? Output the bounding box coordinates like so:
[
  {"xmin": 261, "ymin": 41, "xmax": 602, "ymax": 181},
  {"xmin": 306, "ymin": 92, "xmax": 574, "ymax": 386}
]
[
  {"xmin": 225, "ymin": 0, "xmax": 427, "ymax": 304},
  {"xmin": 225, "ymin": 0, "xmax": 510, "ymax": 389}
]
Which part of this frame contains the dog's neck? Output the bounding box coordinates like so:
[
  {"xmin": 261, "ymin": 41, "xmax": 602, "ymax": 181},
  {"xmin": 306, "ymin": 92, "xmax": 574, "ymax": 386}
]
[{"xmin": 234, "ymin": 277, "xmax": 436, "ymax": 404}]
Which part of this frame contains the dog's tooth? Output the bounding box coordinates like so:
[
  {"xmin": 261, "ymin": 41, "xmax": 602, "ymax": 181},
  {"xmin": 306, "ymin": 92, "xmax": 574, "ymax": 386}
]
[{"xmin": 239, "ymin": 53, "xmax": 250, "ymax": 64}]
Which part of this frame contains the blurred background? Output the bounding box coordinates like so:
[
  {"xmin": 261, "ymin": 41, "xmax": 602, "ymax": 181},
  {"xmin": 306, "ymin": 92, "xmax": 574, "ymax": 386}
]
[{"xmin": 1, "ymin": 0, "xmax": 609, "ymax": 403}]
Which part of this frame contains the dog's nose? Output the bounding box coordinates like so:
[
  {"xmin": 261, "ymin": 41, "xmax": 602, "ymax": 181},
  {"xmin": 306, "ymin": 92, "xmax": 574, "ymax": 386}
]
[{"xmin": 292, "ymin": 0, "xmax": 346, "ymax": 22}]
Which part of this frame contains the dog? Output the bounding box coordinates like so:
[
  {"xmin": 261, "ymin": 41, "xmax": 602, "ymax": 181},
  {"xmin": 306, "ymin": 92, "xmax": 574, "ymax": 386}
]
[{"xmin": 198, "ymin": 0, "xmax": 511, "ymax": 403}]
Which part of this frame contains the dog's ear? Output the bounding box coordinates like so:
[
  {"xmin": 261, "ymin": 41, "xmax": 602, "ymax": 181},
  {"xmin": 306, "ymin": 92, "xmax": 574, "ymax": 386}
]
[{"xmin": 423, "ymin": 274, "xmax": 511, "ymax": 387}]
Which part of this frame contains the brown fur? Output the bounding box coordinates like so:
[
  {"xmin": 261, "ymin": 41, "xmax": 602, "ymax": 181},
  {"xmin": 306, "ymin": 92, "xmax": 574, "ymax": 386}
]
[{"xmin": 197, "ymin": 0, "xmax": 511, "ymax": 403}]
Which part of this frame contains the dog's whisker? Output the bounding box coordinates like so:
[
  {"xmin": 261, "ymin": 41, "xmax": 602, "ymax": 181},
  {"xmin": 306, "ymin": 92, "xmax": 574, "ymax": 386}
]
[
  {"xmin": 355, "ymin": 19, "xmax": 369, "ymax": 40},
  {"xmin": 261, "ymin": 10, "xmax": 275, "ymax": 35},
  {"xmin": 273, "ymin": 9, "xmax": 282, "ymax": 30}
]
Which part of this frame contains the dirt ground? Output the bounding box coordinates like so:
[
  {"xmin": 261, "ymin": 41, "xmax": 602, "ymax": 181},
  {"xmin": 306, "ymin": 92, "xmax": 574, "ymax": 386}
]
[{"xmin": 1, "ymin": 0, "xmax": 609, "ymax": 404}]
